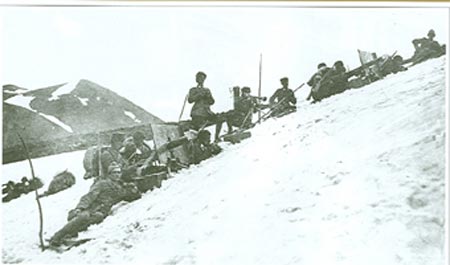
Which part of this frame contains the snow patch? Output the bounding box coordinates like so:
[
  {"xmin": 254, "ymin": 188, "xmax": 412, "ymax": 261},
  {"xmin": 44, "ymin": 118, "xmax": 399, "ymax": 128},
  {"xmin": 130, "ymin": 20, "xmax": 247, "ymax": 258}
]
[
  {"xmin": 38, "ymin": 113, "xmax": 74, "ymax": 133},
  {"xmin": 77, "ymin": 97, "xmax": 89, "ymax": 106},
  {"xmin": 4, "ymin": 94, "xmax": 36, "ymax": 112},
  {"xmin": 124, "ymin": 110, "xmax": 142, "ymax": 123},
  {"xmin": 49, "ymin": 81, "xmax": 78, "ymax": 101},
  {"xmin": 3, "ymin": 88, "xmax": 28, "ymax": 94}
]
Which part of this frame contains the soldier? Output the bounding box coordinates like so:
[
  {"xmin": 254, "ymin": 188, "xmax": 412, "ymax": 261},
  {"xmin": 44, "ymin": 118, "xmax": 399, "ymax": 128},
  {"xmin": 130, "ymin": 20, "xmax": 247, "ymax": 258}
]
[
  {"xmin": 311, "ymin": 60, "xmax": 349, "ymax": 101},
  {"xmin": 227, "ymin": 86, "xmax": 265, "ymax": 131},
  {"xmin": 379, "ymin": 55, "xmax": 408, "ymax": 76},
  {"xmin": 186, "ymin": 130, "xmax": 222, "ymax": 165},
  {"xmin": 49, "ymin": 162, "xmax": 141, "ymax": 246},
  {"xmin": 100, "ymin": 133, "xmax": 127, "ymax": 179},
  {"xmin": 188, "ymin": 71, "xmax": 225, "ymax": 142},
  {"xmin": 411, "ymin": 29, "xmax": 446, "ymax": 64},
  {"xmin": 132, "ymin": 131, "xmax": 152, "ymax": 160},
  {"xmin": 269, "ymin": 77, "xmax": 297, "ymax": 117},
  {"xmin": 306, "ymin": 62, "xmax": 331, "ymax": 100}
]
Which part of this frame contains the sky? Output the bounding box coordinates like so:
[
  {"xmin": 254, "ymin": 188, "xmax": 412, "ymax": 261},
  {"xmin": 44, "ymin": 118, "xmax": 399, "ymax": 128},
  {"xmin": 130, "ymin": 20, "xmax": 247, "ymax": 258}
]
[{"xmin": 0, "ymin": 4, "xmax": 448, "ymax": 121}]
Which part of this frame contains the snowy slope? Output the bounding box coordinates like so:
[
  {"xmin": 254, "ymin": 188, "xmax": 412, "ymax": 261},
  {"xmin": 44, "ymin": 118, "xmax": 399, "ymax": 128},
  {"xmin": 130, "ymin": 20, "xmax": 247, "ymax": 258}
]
[{"xmin": 2, "ymin": 57, "xmax": 446, "ymax": 265}]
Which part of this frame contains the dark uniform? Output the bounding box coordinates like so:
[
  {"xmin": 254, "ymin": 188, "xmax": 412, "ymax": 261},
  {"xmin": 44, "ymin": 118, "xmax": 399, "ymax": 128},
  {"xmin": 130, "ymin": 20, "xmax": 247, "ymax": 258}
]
[
  {"xmin": 49, "ymin": 164, "xmax": 141, "ymax": 246},
  {"xmin": 311, "ymin": 61, "xmax": 348, "ymax": 101},
  {"xmin": 269, "ymin": 77, "xmax": 297, "ymax": 117},
  {"xmin": 412, "ymin": 29, "xmax": 446, "ymax": 64},
  {"xmin": 379, "ymin": 55, "xmax": 408, "ymax": 76},
  {"xmin": 229, "ymin": 87, "xmax": 259, "ymax": 129},
  {"xmin": 133, "ymin": 131, "xmax": 153, "ymax": 161},
  {"xmin": 307, "ymin": 63, "xmax": 331, "ymax": 100},
  {"xmin": 186, "ymin": 130, "xmax": 222, "ymax": 164},
  {"xmin": 188, "ymin": 71, "xmax": 225, "ymax": 142}
]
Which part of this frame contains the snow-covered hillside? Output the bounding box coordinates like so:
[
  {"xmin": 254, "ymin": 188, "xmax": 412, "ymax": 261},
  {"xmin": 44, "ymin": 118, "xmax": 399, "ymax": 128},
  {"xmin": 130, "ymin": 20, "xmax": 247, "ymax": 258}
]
[{"xmin": 2, "ymin": 57, "xmax": 446, "ymax": 265}]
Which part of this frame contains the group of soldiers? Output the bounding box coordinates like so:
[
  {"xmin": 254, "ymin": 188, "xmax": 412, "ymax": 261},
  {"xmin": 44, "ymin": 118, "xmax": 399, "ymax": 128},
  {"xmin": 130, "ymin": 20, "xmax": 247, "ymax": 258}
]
[
  {"xmin": 49, "ymin": 128, "xmax": 222, "ymax": 246},
  {"xmin": 187, "ymin": 71, "xmax": 298, "ymax": 142},
  {"xmin": 48, "ymin": 28, "xmax": 446, "ymax": 247},
  {"xmin": 305, "ymin": 29, "xmax": 446, "ymax": 102}
]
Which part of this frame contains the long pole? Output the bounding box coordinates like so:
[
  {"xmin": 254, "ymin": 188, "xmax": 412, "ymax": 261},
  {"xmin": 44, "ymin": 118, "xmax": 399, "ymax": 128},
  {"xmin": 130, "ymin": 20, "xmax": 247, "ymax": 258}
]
[
  {"xmin": 178, "ymin": 94, "xmax": 188, "ymax": 122},
  {"xmin": 258, "ymin": 53, "xmax": 262, "ymax": 123},
  {"xmin": 17, "ymin": 133, "xmax": 45, "ymax": 251}
]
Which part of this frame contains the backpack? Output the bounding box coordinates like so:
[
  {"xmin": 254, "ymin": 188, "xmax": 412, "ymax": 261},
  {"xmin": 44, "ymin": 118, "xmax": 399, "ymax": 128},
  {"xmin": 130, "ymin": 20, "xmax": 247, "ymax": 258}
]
[
  {"xmin": 40, "ymin": 170, "xmax": 75, "ymax": 197},
  {"xmin": 83, "ymin": 146, "xmax": 112, "ymax": 179}
]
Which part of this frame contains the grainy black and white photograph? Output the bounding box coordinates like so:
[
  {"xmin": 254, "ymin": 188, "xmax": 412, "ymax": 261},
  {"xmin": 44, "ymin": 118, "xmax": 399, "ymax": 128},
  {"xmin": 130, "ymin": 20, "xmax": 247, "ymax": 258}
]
[{"xmin": 1, "ymin": 1, "xmax": 448, "ymax": 264}]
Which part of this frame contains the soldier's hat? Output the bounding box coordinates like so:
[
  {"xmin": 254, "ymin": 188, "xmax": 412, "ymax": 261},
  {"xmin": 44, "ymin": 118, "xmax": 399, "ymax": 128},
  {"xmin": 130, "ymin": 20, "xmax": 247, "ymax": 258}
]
[
  {"xmin": 198, "ymin": 130, "xmax": 211, "ymax": 141},
  {"xmin": 241, "ymin": 86, "xmax": 251, "ymax": 93},
  {"xmin": 132, "ymin": 131, "xmax": 145, "ymax": 141},
  {"xmin": 196, "ymin": 71, "xmax": 207, "ymax": 78},
  {"xmin": 317, "ymin": 62, "xmax": 327, "ymax": 69},
  {"xmin": 334, "ymin": 60, "xmax": 344, "ymax": 67},
  {"xmin": 428, "ymin": 29, "xmax": 436, "ymax": 37},
  {"xmin": 280, "ymin": 77, "xmax": 289, "ymax": 82}
]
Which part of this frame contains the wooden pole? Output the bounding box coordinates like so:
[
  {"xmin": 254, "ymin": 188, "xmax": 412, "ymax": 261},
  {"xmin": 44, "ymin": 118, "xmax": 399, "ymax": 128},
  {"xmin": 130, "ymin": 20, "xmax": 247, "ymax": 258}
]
[
  {"xmin": 17, "ymin": 133, "xmax": 46, "ymax": 251},
  {"xmin": 258, "ymin": 53, "xmax": 262, "ymax": 123}
]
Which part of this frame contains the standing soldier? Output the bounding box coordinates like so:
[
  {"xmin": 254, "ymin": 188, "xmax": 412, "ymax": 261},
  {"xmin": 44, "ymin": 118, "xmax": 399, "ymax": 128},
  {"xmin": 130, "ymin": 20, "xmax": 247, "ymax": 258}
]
[
  {"xmin": 269, "ymin": 77, "xmax": 297, "ymax": 117},
  {"xmin": 188, "ymin": 71, "xmax": 224, "ymax": 142}
]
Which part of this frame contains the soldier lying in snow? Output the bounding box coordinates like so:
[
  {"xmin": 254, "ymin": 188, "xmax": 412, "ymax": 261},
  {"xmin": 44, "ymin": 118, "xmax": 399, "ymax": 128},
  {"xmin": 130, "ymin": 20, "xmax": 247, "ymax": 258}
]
[
  {"xmin": 310, "ymin": 60, "xmax": 349, "ymax": 102},
  {"xmin": 187, "ymin": 130, "xmax": 222, "ymax": 165},
  {"xmin": 411, "ymin": 29, "xmax": 446, "ymax": 65},
  {"xmin": 49, "ymin": 163, "xmax": 141, "ymax": 246}
]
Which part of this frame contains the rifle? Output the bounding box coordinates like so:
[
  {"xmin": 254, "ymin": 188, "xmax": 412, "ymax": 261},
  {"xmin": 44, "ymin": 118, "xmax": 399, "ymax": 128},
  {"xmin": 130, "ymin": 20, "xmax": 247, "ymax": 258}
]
[
  {"xmin": 17, "ymin": 133, "xmax": 45, "ymax": 251},
  {"xmin": 253, "ymin": 83, "xmax": 304, "ymax": 124},
  {"xmin": 345, "ymin": 50, "xmax": 397, "ymax": 79}
]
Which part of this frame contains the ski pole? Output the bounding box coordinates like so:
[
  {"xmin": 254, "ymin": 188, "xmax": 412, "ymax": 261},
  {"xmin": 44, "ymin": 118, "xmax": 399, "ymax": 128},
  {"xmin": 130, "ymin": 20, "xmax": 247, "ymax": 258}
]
[{"xmin": 17, "ymin": 133, "xmax": 45, "ymax": 251}]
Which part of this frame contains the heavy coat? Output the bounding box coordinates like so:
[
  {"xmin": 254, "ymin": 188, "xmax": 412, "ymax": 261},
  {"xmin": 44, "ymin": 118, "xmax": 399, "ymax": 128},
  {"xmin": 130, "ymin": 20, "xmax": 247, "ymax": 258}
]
[{"xmin": 188, "ymin": 86, "xmax": 215, "ymax": 118}]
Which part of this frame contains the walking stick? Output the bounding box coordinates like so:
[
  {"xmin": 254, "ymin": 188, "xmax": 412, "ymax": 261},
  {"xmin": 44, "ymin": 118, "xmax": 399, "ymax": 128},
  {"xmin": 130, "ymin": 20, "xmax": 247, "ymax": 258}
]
[
  {"xmin": 17, "ymin": 133, "xmax": 46, "ymax": 251},
  {"xmin": 178, "ymin": 94, "xmax": 188, "ymax": 122},
  {"xmin": 258, "ymin": 53, "xmax": 262, "ymax": 123}
]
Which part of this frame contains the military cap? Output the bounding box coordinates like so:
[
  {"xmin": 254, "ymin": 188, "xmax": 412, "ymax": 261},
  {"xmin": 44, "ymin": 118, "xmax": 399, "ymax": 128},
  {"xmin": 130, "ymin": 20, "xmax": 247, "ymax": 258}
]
[
  {"xmin": 196, "ymin": 71, "xmax": 207, "ymax": 78},
  {"xmin": 317, "ymin": 62, "xmax": 327, "ymax": 69},
  {"xmin": 280, "ymin": 77, "xmax": 289, "ymax": 82},
  {"xmin": 428, "ymin": 29, "xmax": 436, "ymax": 37},
  {"xmin": 241, "ymin": 86, "xmax": 251, "ymax": 93},
  {"xmin": 198, "ymin": 130, "xmax": 211, "ymax": 141}
]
